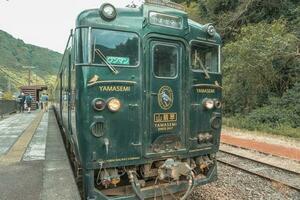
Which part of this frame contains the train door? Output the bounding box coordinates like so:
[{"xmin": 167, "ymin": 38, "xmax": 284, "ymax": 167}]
[
  {"xmin": 67, "ymin": 52, "xmax": 72, "ymax": 133},
  {"xmin": 59, "ymin": 72, "xmax": 63, "ymax": 120},
  {"xmin": 145, "ymin": 39, "xmax": 186, "ymax": 157},
  {"xmin": 61, "ymin": 63, "xmax": 69, "ymax": 130}
]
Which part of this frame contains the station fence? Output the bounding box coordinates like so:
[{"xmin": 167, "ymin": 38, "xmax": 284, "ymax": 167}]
[{"xmin": 0, "ymin": 100, "xmax": 17, "ymax": 117}]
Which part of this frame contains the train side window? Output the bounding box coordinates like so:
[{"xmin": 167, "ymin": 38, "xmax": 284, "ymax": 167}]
[
  {"xmin": 153, "ymin": 44, "xmax": 178, "ymax": 77},
  {"xmin": 191, "ymin": 43, "xmax": 219, "ymax": 73},
  {"xmin": 75, "ymin": 28, "xmax": 89, "ymax": 64}
]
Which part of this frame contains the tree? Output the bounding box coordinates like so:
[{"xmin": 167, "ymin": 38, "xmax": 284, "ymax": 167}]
[
  {"xmin": 2, "ymin": 91, "xmax": 14, "ymax": 100},
  {"xmin": 222, "ymin": 20, "xmax": 298, "ymax": 114},
  {"xmin": 196, "ymin": 0, "xmax": 300, "ymax": 42}
]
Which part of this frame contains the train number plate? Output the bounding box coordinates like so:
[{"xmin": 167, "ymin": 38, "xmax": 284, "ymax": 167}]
[
  {"xmin": 154, "ymin": 113, "xmax": 177, "ymax": 122},
  {"xmin": 153, "ymin": 112, "xmax": 178, "ymax": 132}
]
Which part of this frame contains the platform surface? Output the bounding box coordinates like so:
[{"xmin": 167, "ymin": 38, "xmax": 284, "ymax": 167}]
[
  {"xmin": 0, "ymin": 110, "xmax": 80, "ymax": 200},
  {"xmin": 0, "ymin": 111, "xmax": 38, "ymax": 156}
]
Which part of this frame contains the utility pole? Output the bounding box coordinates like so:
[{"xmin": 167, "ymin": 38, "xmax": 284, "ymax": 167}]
[
  {"xmin": 7, "ymin": 79, "xmax": 11, "ymax": 93},
  {"xmin": 22, "ymin": 66, "xmax": 36, "ymax": 86}
]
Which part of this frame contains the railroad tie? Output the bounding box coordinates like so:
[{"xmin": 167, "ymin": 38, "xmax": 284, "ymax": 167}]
[{"xmin": 0, "ymin": 111, "xmax": 44, "ymax": 164}]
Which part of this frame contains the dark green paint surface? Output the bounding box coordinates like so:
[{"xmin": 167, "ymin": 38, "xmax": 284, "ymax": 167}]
[
  {"xmin": 57, "ymin": 3, "xmax": 222, "ymax": 168},
  {"xmin": 54, "ymin": 3, "xmax": 222, "ymax": 199}
]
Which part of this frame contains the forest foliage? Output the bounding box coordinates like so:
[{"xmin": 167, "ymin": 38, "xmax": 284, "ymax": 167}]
[
  {"xmin": 182, "ymin": 0, "xmax": 300, "ymax": 137},
  {"xmin": 0, "ymin": 30, "xmax": 62, "ymax": 94}
]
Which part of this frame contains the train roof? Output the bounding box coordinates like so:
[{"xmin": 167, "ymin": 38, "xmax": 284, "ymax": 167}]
[{"xmin": 76, "ymin": 3, "xmax": 221, "ymax": 44}]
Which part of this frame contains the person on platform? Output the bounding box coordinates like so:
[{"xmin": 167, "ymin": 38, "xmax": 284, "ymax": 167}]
[
  {"xmin": 17, "ymin": 92, "xmax": 25, "ymax": 113},
  {"xmin": 41, "ymin": 93, "xmax": 49, "ymax": 112},
  {"xmin": 45, "ymin": 94, "xmax": 49, "ymax": 111},
  {"xmin": 25, "ymin": 93, "xmax": 33, "ymax": 113}
]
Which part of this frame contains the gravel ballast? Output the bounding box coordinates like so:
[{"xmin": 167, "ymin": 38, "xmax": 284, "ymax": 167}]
[{"xmin": 188, "ymin": 163, "xmax": 300, "ymax": 200}]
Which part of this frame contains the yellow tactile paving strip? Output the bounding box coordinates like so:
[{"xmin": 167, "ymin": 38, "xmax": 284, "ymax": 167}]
[{"xmin": 0, "ymin": 111, "xmax": 44, "ymax": 164}]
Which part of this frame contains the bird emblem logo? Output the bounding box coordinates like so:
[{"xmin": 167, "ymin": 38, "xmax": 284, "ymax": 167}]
[
  {"xmin": 158, "ymin": 86, "xmax": 173, "ymax": 110},
  {"xmin": 88, "ymin": 75, "xmax": 100, "ymax": 84}
]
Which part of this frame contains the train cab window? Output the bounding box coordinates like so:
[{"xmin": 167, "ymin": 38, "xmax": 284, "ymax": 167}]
[
  {"xmin": 91, "ymin": 29, "xmax": 139, "ymax": 67},
  {"xmin": 191, "ymin": 43, "xmax": 219, "ymax": 73},
  {"xmin": 153, "ymin": 44, "xmax": 178, "ymax": 77}
]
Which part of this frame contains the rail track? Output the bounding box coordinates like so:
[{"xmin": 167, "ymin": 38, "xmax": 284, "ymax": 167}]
[{"xmin": 217, "ymin": 149, "xmax": 300, "ymax": 192}]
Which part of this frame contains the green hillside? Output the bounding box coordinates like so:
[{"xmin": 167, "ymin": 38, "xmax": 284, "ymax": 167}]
[{"xmin": 0, "ymin": 30, "xmax": 62, "ymax": 93}]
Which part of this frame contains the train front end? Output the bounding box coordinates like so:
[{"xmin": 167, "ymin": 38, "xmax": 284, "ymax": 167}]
[{"xmin": 74, "ymin": 1, "xmax": 222, "ymax": 199}]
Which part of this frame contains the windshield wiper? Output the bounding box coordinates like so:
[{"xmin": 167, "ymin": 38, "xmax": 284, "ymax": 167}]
[
  {"xmin": 93, "ymin": 43, "xmax": 119, "ymax": 74},
  {"xmin": 195, "ymin": 50, "xmax": 210, "ymax": 79}
]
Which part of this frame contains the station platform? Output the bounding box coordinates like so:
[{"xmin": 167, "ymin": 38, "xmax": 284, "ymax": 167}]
[{"xmin": 0, "ymin": 110, "xmax": 81, "ymax": 200}]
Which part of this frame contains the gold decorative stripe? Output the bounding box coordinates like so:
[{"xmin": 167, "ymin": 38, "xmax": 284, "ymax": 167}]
[
  {"xmin": 87, "ymin": 80, "xmax": 137, "ymax": 87},
  {"xmin": 192, "ymin": 84, "xmax": 222, "ymax": 89},
  {"xmin": 104, "ymin": 157, "xmax": 140, "ymax": 163}
]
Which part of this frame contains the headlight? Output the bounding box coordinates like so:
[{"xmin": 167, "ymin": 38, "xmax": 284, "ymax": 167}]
[
  {"xmin": 100, "ymin": 3, "xmax": 117, "ymax": 21},
  {"xmin": 206, "ymin": 23, "xmax": 216, "ymax": 36},
  {"xmin": 202, "ymin": 98, "xmax": 214, "ymax": 109},
  {"xmin": 214, "ymin": 99, "xmax": 222, "ymax": 109},
  {"xmin": 107, "ymin": 98, "xmax": 121, "ymax": 112},
  {"xmin": 92, "ymin": 98, "xmax": 106, "ymax": 111}
]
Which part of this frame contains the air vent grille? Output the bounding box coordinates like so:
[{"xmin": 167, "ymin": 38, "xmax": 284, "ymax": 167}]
[{"xmin": 91, "ymin": 122, "xmax": 104, "ymax": 137}]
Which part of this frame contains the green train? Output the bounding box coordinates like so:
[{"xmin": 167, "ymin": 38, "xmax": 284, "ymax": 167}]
[{"xmin": 53, "ymin": 1, "xmax": 222, "ymax": 199}]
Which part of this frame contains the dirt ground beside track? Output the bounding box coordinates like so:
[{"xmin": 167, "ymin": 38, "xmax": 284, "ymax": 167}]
[{"xmin": 222, "ymin": 126, "xmax": 300, "ymax": 149}]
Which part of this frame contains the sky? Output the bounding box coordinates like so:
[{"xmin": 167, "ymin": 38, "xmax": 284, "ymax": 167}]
[{"xmin": 0, "ymin": 0, "xmax": 143, "ymax": 53}]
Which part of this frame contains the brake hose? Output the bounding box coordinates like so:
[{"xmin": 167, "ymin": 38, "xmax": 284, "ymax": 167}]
[
  {"xmin": 128, "ymin": 171, "xmax": 144, "ymax": 200},
  {"xmin": 157, "ymin": 171, "xmax": 195, "ymax": 200},
  {"xmin": 180, "ymin": 171, "xmax": 195, "ymax": 200},
  {"xmin": 128, "ymin": 170, "xmax": 195, "ymax": 200}
]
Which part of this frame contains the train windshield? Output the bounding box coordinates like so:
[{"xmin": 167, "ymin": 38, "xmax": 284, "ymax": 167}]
[
  {"xmin": 191, "ymin": 43, "xmax": 219, "ymax": 73},
  {"xmin": 91, "ymin": 29, "xmax": 139, "ymax": 67}
]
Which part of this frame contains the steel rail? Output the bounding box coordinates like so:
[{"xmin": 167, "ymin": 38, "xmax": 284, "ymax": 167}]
[
  {"xmin": 219, "ymin": 148, "xmax": 300, "ymax": 175},
  {"xmin": 217, "ymin": 150, "xmax": 300, "ymax": 192}
]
